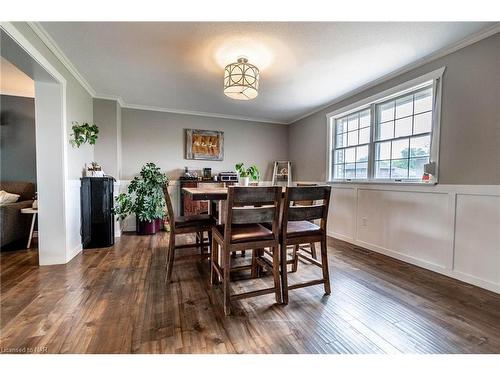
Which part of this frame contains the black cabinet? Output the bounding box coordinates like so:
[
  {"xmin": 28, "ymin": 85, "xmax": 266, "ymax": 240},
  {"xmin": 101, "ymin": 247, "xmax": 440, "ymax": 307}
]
[{"xmin": 80, "ymin": 177, "xmax": 115, "ymax": 249}]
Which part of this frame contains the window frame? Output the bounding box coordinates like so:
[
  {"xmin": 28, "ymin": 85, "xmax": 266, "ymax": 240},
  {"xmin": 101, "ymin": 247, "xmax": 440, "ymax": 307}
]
[{"xmin": 326, "ymin": 67, "xmax": 445, "ymax": 184}]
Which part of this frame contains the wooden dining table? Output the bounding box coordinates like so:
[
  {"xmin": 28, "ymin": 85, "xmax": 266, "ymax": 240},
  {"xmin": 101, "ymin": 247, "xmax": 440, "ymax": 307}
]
[{"xmin": 182, "ymin": 185, "xmax": 287, "ymax": 224}]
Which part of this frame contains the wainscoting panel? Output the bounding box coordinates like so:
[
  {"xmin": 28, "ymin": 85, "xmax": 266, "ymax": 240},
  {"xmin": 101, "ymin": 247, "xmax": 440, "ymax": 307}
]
[
  {"xmin": 325, "ymin": 183, "xmax": 500, "ymax": 294},
  {"xmin": 454, "ymin": 194, "xmax": 500, "ymax": 287},
  {"xmin": 356, "ymin": 188, "xmax": 450, "ymax": 269},
  {"xmin": 65, "ymin": 179, "xmax": 83, "ymax": 262},
  {"xmin": 329, "ymin": 187, "xmax": 356, "ymax": 241}
]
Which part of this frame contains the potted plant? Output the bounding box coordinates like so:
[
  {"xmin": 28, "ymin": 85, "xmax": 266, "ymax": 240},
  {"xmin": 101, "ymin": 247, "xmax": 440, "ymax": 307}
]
[
  {"xmin": 114, "ymin": 162, "xmax": 169, "ymax": 235},
  {"xmin": 70, "ymin": 122, "xmax": 99, "ymax": 147},
  {"xmin": 235, "ymin": 163, "xmax": 259, "ymax": 186}
]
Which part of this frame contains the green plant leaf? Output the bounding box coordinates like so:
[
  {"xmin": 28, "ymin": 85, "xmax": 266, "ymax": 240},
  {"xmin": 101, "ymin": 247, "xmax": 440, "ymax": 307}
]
[
  {"xmin": 113, "ymin": 162, "xmax": 169, "ymax": 222},
  {"xmin": 70, "ymin": 121, "xmax": 100, "ymax": 147}
]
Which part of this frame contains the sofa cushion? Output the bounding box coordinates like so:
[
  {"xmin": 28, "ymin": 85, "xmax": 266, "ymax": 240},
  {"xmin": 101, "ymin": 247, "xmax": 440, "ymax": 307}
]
[{"xmin": 0, "ymin": 200, "xmax": 33, "ymax": 248}]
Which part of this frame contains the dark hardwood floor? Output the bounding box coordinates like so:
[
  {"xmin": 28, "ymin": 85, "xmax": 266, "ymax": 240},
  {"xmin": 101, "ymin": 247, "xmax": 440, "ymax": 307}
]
[{"xmin": 1, "ymin": 232, "xmax": 499, "ymax": 354}]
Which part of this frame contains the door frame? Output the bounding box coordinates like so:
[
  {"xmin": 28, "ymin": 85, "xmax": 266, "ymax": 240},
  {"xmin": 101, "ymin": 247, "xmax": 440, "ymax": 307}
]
[{"xmin": 1, "ymin": 22, "xmax": 71, "ymax": 265}]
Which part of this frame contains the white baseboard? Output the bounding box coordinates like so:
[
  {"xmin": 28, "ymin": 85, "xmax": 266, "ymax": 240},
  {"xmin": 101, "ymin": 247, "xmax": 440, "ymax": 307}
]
[{"xmin": 67, "ymin": 243, "xmax": 82, "ymax": 263}]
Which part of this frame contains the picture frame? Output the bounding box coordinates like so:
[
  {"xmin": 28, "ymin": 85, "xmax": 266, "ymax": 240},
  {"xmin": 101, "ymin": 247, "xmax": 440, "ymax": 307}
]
[{"xmin": 185, "ymin": 129, "xmax": 224, "ymax": 161}]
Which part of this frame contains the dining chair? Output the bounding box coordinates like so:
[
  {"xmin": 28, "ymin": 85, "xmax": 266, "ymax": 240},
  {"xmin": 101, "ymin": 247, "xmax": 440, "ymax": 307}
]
[
  {"xmin": 163, "ymin": 185, "xmax": 216, "ymax": 283},
  {"xmin": 211, "ymin": 186, "xmax": 282, "ymax": 315},
  {"xmin": 280, "ymin": 185, "xmax": 332, "ymax": 304},
  {"xmin": 289, "ymin": 183, "xmax": 318, "ymax": 272}
]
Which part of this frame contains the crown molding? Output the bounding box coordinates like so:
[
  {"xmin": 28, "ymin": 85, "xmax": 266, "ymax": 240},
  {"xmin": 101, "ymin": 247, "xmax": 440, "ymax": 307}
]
[
  {"xmin": 289, "ymin": 23, "xmax": 500, "ymax": 124},
  {"xmin": 27, "ymin": 22, "xmax": 96, "ymax": 97},
  {"xmin": 121, "ymin": 102, "xmax": 287, "ymax": 124},
  {"xmin": 26, "ymin": 22, "xmax": 500, "ymax": 126},
  {"xmin": 94, "ymin": 94, "xmax": 126, "ymax": 108}
]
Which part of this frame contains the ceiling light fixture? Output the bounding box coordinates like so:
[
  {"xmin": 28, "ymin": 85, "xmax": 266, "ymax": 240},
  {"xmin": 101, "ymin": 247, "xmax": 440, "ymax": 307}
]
[{"xmin": 223, "ymin": 57, "xmax": 259, "ymax": 100}]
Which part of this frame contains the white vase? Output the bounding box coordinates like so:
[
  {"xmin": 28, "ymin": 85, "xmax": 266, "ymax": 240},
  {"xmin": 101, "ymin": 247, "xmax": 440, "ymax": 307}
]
[{"xmin": 240, "ymin": 177, "xmax": 250, "ymax": 186}]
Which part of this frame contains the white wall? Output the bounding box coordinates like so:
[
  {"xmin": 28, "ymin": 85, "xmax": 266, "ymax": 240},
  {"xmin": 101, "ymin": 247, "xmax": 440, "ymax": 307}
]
[
  {"xmin": 6, "ymin": 22, "xmax": 94, "ymax": 264},
  {"xmin": 34, "ymin": 81, "xmax": 68, "ymax": 265},
  {"xmin": 326, "ymin": 183, "xmax": 500, "ymax": 293}
]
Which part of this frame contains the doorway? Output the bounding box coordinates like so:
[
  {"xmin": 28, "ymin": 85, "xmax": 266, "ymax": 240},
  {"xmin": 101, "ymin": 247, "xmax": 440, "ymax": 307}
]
[{"xmin": 1, "ymin": 24, "xmax": 70, "ymax": 265}]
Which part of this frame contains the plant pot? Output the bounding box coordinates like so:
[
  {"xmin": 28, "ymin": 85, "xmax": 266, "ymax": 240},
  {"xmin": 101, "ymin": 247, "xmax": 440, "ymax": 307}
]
[
  {"xmin": 136, "ymin": 219, "xmax": 156, "ymax": 235},
  {"xmin": 155, "ymin": 218, "xmax": 163, "ymax": 232},
  {"xmin": 240, "ymin": 176, "xmax": 250, "ymax": 186}
]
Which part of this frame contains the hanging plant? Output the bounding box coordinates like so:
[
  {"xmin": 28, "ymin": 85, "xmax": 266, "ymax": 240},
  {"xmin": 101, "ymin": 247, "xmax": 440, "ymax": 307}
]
[{"xmin": 70, "ymin": 122, "xmax": 99, "ymax": 147}]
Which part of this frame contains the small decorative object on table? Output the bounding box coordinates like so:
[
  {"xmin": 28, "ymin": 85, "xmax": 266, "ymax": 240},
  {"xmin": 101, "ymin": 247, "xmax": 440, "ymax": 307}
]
[
  {"xmin": 86, "ymin": 162, "xmax": 104, "ymax": 177},
  {"xmin": 235, "ymin": 163, "xmax": 259, "ymax": 186},
  {"xmin": 32, "ymin": 192, "xmax": 38, "ymax": 209}
]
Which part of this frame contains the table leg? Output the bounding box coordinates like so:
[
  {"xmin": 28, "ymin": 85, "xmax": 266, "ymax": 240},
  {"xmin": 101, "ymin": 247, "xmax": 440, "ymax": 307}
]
[{"xmin": 27, "ymin": 213, "xmax": 36, "ymax": 249}]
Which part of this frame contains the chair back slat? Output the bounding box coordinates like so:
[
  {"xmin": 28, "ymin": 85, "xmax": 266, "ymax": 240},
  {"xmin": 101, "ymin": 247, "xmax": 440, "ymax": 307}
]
[
  {"xmin": 232, "ymin": 186, "xmax": 279, "ymax": 206},
  {"xmin": 287, "ymin": 205, "xmax": 325, "ymax": 222},
  {"xmin": 294, "ymin": 183, "xmax": 317, "ymax": 206},
  {"xmin": 163, "ymin": 185, "xmax": 175, "ymax": 228},
  {"xmin": 282, "ymin": 186, "xmax": 332, "ymax": 238},
  {"xmin": 226, "ymin": 186, "xmax": 282, "ymax": 242},
  {"xmin": 288, "ymin": 186, "xmax": 330, "ymax": 202},
  {"xmin": 231, "ymin": 206, "xmax": 276, "ymax": 224}
]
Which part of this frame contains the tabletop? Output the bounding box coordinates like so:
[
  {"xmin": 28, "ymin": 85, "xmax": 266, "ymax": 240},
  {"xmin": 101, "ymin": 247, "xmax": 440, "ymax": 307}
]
[
  {"xmin": 21, "ymin": 207, "xmax": 38, "ymax": 214},
  {"xmin": 182, "ymin": 186, "xmax": 287, "ymax": 201}
]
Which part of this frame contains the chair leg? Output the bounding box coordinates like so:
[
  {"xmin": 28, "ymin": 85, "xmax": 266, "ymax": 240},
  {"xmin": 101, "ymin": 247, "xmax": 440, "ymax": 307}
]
[
  {"xmin": 251, "ymin": 249, "xmax": 258, "ymax": 278},
  {"xmin": 320, "ymin": 237, "xmax": 331, "ymax": 295},
  {"xmin": 196, "ymin": 231, "xmax": 205, "ymax": 256},
  {"xmin": 207, "ymin": 230, "xmax": 212, "ymax": 256},
  {"xmin": 196, "ymin": 231, "xmax": 200, "ymax": 252},
  {"xmin": 280, "ymin": 243, "xmax": 289, "ymax": 305},
  {"xmin": 292, "ymin": 245, "xmax": 299, "ymax": 272},
  {"xmin": 272, "ymin": 246, "xmax": 282, "ymax": 304},
  {"xmin": 310, "ymin": 242, "xmax": 317, "ymax": 259},
  {"xmin": 211, "ymin": 237, "xmax": 219, "ymax": 285},
  {"xmin": 166, "ymin": 233, "xmax": 176, "ymax": 283},
  {"xmin": 223, "ymin": 245, "xmax": 231, "ymax": 316}
]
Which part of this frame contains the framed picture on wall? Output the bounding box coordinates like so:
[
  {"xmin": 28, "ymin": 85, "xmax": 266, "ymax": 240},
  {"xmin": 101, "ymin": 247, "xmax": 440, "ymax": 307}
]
[{"xmin": 185, "ymin": 129, "xmax": 224, "ymax": 161}]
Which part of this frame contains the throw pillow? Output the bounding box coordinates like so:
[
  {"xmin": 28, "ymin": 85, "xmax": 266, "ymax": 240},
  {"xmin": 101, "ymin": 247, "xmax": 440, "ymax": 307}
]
[{"xmin": 0, "ymin": 190, "xmax": 21, "ymax": 205}]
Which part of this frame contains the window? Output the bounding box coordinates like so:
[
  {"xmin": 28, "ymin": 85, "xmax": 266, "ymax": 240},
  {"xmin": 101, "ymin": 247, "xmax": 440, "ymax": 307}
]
[
  {"xmin": 332, "ymin": 109, "xmax": 371, "ymax": 180},
  {"xmin": 327, "ymin": 67, "xmax": 444, "ymax": 184}
]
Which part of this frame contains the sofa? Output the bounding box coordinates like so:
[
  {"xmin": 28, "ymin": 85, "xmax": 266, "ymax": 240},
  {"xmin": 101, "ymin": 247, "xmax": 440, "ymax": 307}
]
[{"xmin": 0, "ymin": 181, "xmax": 35, "ymax": 249}]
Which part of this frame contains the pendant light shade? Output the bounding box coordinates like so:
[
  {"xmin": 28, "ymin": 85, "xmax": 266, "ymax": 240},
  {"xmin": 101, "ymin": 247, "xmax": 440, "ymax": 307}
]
[{"xmin": 223, "ymin": 57, "xmax": 259, "ymax": 100}]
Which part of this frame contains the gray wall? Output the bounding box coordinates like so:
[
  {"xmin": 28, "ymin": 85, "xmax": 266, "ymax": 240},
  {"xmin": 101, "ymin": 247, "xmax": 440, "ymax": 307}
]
[
  {"xmin": 94, "ymin": 98, "xmax": 121, "ymax": 178},
  {"xmin": 0, "ymin": 94, "xmax": 37, "ymax": 184},
  {"xmin": 289, "ymin": 32, "xmax": 500, "ymax": 185},
  {"xmin": 121, "ymin": 108, "xmax": 289, "ymax": 180}
]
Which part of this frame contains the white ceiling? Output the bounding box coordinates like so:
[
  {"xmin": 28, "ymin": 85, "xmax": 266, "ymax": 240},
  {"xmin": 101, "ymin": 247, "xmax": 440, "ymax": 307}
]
[
  {"xmin": 39, "ymin": 22, "xmax": 496, "ymax": 124},
  {"xmin": 0, "ymin": 56, "xmax": 34, "ymax": 98}
]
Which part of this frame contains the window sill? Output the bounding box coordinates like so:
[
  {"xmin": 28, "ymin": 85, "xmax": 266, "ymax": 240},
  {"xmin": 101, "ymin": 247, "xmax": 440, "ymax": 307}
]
[{"xmin": 327, "ymin": 179, "xmax": 438, "ymax": 186}]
